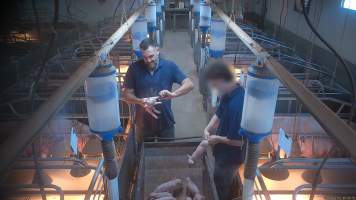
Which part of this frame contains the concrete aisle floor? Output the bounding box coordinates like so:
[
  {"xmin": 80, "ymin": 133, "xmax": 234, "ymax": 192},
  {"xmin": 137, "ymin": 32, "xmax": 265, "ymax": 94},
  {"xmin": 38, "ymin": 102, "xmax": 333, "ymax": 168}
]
[{"xmin": 161, "ymin": 31, "xmax": 207, "ymax": 138}]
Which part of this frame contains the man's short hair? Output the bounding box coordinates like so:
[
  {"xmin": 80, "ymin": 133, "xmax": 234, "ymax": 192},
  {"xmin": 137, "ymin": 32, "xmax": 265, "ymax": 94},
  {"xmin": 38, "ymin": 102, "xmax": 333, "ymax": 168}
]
[
  {"xmin": 139, "ymin": 38, "xmax": 158, "ymax": 50},
  {"xmin": 204, "ymin": 60, "xmax": 234, "ymax": 82}
]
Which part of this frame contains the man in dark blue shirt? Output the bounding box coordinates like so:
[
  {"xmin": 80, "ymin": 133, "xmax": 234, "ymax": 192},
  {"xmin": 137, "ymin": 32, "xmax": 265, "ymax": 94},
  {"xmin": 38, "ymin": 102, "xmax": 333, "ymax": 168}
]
[
  {"xmin": 203, "ymin": 60, "xmax": 245, "ymax": 200},
  {"xmin": 123, "ymin": 39, "xmax": 194, "ymax": 142}
]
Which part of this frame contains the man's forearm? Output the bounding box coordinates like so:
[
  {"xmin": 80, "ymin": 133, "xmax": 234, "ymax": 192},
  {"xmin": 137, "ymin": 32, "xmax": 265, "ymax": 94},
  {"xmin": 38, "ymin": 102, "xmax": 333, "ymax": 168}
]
[
  {"xmin": 205, "ymin": 114, "xmax": 219, "ymax": 137},
  {"xmin": 123, "ymin": 91, "xmax": 144, "ymax": 106},
  {"xmin": 173, "ymin": 78, "xmax": 194, "ymax": 97},
  {"xmin": 217, "ymin": 136, "xmax": 244, "ymax": 146}
]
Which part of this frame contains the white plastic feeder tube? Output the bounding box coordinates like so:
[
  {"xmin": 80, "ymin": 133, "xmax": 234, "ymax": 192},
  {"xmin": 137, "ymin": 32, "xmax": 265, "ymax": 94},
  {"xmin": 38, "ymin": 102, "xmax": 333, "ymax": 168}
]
[
  {"xmin": 199, "ymin": 0, "xmax": 211, "ymax": 33},
  {"xmin": 240, "ymin": 65, "xmax": 279, "ymax": 200},
  {"xmin": 145, "ymin": 1, "xmax": 157, "ymax": 33},
  {"xmin": 131, "ymin": 16, "xmax": 148, "ymax": 58},
  {"xmin": 210, "ymin": 18, "xmax": 227, "ymax": 58},
  {"xmin": 85, "ymin": 60, "xmax": 121, "ymax": 197}
]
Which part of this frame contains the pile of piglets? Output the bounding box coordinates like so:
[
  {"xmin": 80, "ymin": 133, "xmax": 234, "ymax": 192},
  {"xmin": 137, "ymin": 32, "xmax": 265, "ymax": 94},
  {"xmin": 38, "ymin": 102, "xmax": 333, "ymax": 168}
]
[{"xmin": 149, "ymin": 178, "xmax": 205, "ymax": 200}]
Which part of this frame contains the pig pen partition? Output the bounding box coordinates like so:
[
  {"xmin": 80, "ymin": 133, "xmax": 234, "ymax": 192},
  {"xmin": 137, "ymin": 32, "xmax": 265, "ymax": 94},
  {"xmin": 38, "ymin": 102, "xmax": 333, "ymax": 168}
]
[{"xmin": 134, "ymin": 141, "xmax": 219, "ymax": 200}]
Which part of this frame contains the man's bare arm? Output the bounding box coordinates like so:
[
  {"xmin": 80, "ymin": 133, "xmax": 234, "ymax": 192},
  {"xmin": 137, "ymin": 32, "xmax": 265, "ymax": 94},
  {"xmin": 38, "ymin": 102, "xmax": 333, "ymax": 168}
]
[
  {"xmin": 123, "ymin": 88, "xmax": 162, "ymax": 119},
  {"xmin": 205, "ymin": 114, "xmax": 243, "ymax": 147},
  {"xmin": 218, "ymin": 136, "xmax": 244, "ymax": 146},
  {"xmin": 208, "ymin": 135, "xmax": 244, "ymax": 147},
  {"xmin": 204, "ymin": 114, "xmax": 220, "ymax": 138},
  {"xmin": 122, "ymin": 88, "xmax": 145, "ymax": 106},
  {"xmin": 173, "ymin": 78, "xmax": 194, "ymax": 97},
  {"xmin": 159, "ymin": 78, "xmax": 194, "ymax": 99}
]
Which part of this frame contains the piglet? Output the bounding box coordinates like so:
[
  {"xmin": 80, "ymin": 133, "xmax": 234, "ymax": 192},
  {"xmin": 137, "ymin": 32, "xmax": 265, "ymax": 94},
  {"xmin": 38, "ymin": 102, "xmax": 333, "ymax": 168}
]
[
  {"xmin": 149, "ymin": 192, "xmax": 173, "ymax": 199},
  {"xmin": 155, "ymin": 197, "xmax": 176, "ymax": 200},
  {"xmin": 154, "ymin": 179, "xmax": 183, "ymax": 193}
]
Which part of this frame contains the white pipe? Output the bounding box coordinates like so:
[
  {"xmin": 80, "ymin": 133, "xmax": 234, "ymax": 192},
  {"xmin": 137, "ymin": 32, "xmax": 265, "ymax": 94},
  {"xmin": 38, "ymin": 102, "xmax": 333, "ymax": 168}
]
[
  {"xmin": 242, "ymin": 179, "xmax": 254, "ymax": 200},
  {"xmin": 107, "ymin": 178, "xmax": 119, "ymax": 200}
]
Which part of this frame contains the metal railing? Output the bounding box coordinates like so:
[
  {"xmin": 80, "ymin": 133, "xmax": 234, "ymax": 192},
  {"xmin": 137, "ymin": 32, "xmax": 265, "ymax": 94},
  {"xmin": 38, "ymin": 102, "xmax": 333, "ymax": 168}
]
[
  {"xmin": 0, "ymin": 158, "xmax": 105, "ymax": 200},
  {"xmin": 293, "ymin": 184, "xmax": 356, "ymax": 200}
]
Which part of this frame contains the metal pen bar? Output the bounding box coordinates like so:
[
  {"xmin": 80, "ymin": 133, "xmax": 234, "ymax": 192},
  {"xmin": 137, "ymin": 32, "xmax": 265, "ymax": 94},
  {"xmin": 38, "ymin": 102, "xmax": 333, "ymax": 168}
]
[
  {"xmin": 261, "ymin": 158, "xmax": 356, "ymax": 170},
  {"xmin": 292, "ymin": 184, "xmax": 356, "ymax": 200},
  {"xmin": 12, "ymin": 164, "xmax": 97, "ymax": 170},
  {"xmin": 94, "ymin": 175, "xmax": 104, "ymax": 200},
  {"xmin": 31, "ymin": 143, "xmax": 47, "ymax": 200},
  {"xmin": 1, "ymin": 190, "xmax": 102, "ymax": 195},
  {"xmin": 0, "ymin": 184, "xmax": 65, "ymax": 200},
  {"xmin": 85, "ymin": 158, "xmax": 104, "ymax": 200},
  {"xmin": 15, "ymin": 157, "xmax": 100, "ymax": 162},
  {"xmin": 212, "ymin": 4, "xmax": 356, "ymax": 158},
  {"xmin": 255, "ymin": 169, "xmax": 271, "ymax": 200},
  {"xmin": 0, "ymin": 6, "xmax": 145, "ymax": 174}
]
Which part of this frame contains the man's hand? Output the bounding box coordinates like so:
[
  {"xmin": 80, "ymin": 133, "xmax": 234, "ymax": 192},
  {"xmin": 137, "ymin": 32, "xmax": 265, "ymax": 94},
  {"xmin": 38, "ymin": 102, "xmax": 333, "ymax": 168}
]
[
  {"xmin": 203, "ymin": 129, "xmax": 210, "ymax": 140},
  {"xmin": 144, "ymin": 104, "xmax": 161, "ymax": 119},
  {"xmin": 208, "ymin": 135, "xmax": 221, "ymax": 145},
  {"xmin": 141, "ymin": 96, "xmax": 162, "ymax": 119},
  {"xmin": 159, "ymin": 90, "xmax": 177, "ymax": 100},
  {"xmin": 142, "ymin": 96, "xmax": 161, "ymax": 106}
]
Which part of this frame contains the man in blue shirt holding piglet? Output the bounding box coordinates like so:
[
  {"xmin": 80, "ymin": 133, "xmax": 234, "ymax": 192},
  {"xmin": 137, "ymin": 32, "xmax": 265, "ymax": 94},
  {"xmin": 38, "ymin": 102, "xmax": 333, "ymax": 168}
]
[{"xmin": 123, "ymin": 38, "xmax": 194, "ymax": 143}]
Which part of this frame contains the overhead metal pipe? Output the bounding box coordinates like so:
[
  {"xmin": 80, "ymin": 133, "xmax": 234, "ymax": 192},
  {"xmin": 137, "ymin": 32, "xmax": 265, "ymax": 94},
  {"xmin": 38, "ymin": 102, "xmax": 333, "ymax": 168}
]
[
  {"xmin": 0, "ymin": 6, "xmax": 145, "ymax": 174},
  {"xmin": 211, "ymin": 3, "xmax": 356, "ymax": 159}
]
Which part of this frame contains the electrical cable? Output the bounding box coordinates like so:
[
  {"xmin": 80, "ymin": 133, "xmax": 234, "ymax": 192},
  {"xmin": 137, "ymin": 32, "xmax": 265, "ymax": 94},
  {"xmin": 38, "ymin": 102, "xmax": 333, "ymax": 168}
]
[
  {"xmin": 258, "ymin": 0, "xmax": 267, "ymax": 29},
  {"xmin": 306, "ymin": 0, "xmax": 322, "ymax": 64},
  {"xmin": 112, "ymin": 0, "xmax": 125, "ymax": 19},
  {"xmin": 278, "ymin": 0, "xmax": 286, "ymax": 35},
  {"xmin": 65, "ymin": 0, "xmax": 73, "ymax": 21},
  {"xmin": 31, "ymin": 0, "xmax": 59, "ymax": 111},
  {"xmin": 282, "ymin": 0, "xmax": 289, "ymax": 28},
  {"xmin": 331, "ymin": 3, "xmax": 349, "ymax": 88},
  {"xmin": 129, "ymin": 0, "xmax": 137, "ymax": 11},
  {"xmin": 301, "ymin": 1, "xmax": 355, "ymax": 199},
  {"xmin": 31, "ymin": 0, "xmax": 41, "ymax": 39},
  {"xmin": 301, "ymin": 0, "xmax": 355, "ymax": 124}
]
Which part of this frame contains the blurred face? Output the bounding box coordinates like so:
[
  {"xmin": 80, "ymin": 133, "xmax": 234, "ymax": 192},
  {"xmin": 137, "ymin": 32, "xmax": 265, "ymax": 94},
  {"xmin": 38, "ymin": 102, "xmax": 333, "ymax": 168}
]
[
  {"xmin": 141, "ymin": 46, "xmax": 159, "ymax": 70},
  {"xmin": 207, "ymin": 79, "xmax": 232, "ymax": 96}
]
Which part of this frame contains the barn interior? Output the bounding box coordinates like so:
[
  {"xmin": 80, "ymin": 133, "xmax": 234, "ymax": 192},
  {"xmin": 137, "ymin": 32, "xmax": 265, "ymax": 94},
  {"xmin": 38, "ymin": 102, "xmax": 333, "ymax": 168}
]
[{"xmin": 1, "ymin": 0, "xmax": 356, "ymax": 200}]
